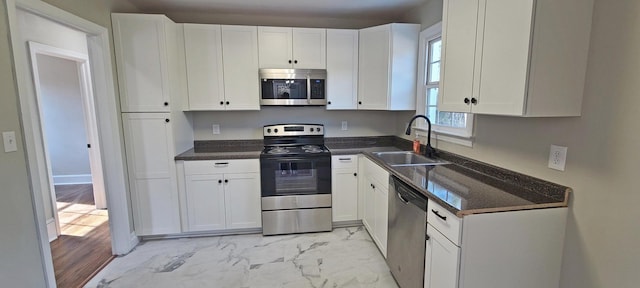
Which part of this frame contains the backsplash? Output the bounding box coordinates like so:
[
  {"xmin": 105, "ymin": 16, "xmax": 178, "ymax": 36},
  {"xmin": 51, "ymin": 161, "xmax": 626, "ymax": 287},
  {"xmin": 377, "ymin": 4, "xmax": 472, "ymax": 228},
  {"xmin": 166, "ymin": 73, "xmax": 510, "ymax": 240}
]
[{"xmin": 191, "ymin": 106, "xmax": 403, "ymax": 140}]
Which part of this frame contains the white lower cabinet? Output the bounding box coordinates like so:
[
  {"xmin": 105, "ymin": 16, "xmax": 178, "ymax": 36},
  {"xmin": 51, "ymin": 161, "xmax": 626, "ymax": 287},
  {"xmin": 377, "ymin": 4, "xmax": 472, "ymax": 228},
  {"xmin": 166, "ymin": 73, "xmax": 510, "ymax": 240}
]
[
  {"xmin": 182, "ymin": 160, "xmax": 261, "ymax": 232},
  {"xmin": 122, "ymin": 113, "xmax": 182, "ymax": 236},
  {"xmin": 424, "ymin": 199, "xmax": 568, "ymax": 288},
  {"xmin": 359, "ymin": 156, "xmax": 389, "ymax": 257},
  {"xmin": 331, "ymin": 155, "xmax": 359, "ymax": 222},
  {"xmin": 424, "ymin": 224, "xmax": 460, "ymax": 288}
]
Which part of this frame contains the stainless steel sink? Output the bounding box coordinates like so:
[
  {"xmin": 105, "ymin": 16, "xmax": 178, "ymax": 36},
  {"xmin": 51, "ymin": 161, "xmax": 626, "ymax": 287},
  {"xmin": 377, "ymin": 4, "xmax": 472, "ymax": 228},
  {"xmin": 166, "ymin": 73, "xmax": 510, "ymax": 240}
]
[{"xmin": 372, "ymin": 151, "xmax": 448, "ymax": 166}]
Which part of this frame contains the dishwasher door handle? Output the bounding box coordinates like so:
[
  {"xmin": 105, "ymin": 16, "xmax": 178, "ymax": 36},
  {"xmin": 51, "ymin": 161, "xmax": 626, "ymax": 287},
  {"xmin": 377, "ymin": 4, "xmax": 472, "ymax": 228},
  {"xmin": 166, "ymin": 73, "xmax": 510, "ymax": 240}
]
[{"xmin": 397, "ymin": 192, "xmax": 410, "ymax": 204}]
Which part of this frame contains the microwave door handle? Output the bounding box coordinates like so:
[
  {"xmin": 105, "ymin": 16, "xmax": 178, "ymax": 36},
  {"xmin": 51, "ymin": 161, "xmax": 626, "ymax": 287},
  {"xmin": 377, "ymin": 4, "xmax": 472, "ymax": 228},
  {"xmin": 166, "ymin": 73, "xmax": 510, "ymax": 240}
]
[{"xmin": 306, "ymin": 75, "xmax": 311, "ymax": 105}]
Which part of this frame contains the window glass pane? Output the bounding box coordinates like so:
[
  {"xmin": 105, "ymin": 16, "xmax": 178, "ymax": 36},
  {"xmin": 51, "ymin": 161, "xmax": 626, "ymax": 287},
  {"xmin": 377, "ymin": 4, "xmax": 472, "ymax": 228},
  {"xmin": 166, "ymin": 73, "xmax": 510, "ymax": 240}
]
[
  {"xmin": 430, "ymin": 39, "xmax": 441, "ymax": 62},
  {"xmin": 428, "ymin": 62, "xmax": 440, "ymax": 83},
  {"xmin": 427, "ymin": 87, "xmax": 438, "ymax": 106},
  {"xmin": 436, "ymin": 112, "xmax": 467, "ymax": 128},
  {"xmin": 427, "ymin": 107, "xmax": 438, "ymax": 122}
]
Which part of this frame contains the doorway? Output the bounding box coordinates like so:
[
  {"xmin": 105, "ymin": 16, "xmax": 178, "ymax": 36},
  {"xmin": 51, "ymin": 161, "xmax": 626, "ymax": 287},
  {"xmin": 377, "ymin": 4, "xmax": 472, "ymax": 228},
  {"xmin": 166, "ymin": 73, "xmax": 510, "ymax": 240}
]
[
  {"xmin": 29, "ymin": 43, "xmax": 114, "ymax": 287},
  {"xmin": 6, "ymin": 1, "xmax": 137, "ymax": 286}
]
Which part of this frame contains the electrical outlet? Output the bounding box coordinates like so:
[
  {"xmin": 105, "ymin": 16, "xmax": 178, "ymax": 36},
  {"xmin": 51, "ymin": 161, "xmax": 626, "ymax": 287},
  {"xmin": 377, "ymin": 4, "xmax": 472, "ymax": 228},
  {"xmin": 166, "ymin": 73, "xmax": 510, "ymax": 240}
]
[
  {"xmin": 212, "ymin": 124, "xmax": 220, "ymax": 135},
  {"xmin": 548, "ymin": 145, "xmax": 567, "ymax": 171},
  {"xmin": 341, "ymin": 121, "xmax": 348, "ymax": 131}
]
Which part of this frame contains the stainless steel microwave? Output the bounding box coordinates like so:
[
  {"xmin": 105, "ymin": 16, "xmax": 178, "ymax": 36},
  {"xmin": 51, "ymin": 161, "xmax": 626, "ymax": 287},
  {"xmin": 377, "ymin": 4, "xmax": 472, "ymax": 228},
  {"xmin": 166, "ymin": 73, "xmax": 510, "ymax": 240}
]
[{"xmin": 259, "ymin": 69, "xmax": 326, "ymax": 106}]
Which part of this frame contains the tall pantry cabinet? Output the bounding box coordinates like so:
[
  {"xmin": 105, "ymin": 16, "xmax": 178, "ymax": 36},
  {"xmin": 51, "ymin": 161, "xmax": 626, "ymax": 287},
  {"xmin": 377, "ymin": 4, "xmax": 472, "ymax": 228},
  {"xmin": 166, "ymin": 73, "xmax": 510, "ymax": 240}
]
[{"xmin": 112, "ymin": 13, "xmax": 193, "ymax": 236}]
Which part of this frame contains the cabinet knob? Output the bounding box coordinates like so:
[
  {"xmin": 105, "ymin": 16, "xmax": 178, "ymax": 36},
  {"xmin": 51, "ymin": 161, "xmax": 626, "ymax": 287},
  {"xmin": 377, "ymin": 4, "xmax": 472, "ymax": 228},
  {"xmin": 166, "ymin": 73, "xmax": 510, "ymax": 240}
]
[
  {"xmin": 226, "ymin": 101, "xmax": 230, "ymax": 105},
  {"xmin": 353, "ymin": 173, "xmax": 357, "ymax": 177},
  {"xmin": 294, "ymin": 60, "xmax": 298, "ymax": 64},
  {"xmin": 358, "ymin": 101, "xmax": 362, "ymax": 105},
  {"xmin": 426, "ymin": 234, "xmax": 430, "ymax": 241},
  {"xmin": 288, "ymin": 60, "xmax": 292, "ymax": 64},
  {"xmin": 464, "ymin": 98, "xmax": 470, "ymax": 104},
  {"xmin": 220, "ymin": 101, "xmax": 224, "ymax": 105},
  {"xmin": 165, "ymin": 119, "xmax": 170, "ymax": 123},
  {"xmin": 164, "ymin": 102, "xmax": 169, "ymax": 106},
  {"xmin": 327, "ymin": 101, "xmax": 331, "ymax": 105},
  {"xmin": 371, "ymin": 184, "xmax": 376, "ymax": 189},
  {"xmin": 218, "ymin": 180, "xmax": 222, "ymax": 184},
  {"xmin": 471, "ymin": 98, "xmax": 478, "ymax": 105},
  {"xmin": 224, "ymin": 179, "xmax": 229, "ymax": 183}
]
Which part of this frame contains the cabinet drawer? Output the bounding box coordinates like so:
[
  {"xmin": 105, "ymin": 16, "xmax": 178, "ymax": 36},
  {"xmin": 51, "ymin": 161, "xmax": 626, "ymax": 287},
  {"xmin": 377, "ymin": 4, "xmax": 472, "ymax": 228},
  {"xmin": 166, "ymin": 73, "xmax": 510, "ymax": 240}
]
[
  {"xmin": 428, "ymin": 200, "xmax": 462, "ymax": 246},
  {"xmin": 184, "ymin": 159, "xmax": 259, "ymax": 175},
  {"xmin": 332, "ymin": 155, "xmax": 358, "ymax": 169}
]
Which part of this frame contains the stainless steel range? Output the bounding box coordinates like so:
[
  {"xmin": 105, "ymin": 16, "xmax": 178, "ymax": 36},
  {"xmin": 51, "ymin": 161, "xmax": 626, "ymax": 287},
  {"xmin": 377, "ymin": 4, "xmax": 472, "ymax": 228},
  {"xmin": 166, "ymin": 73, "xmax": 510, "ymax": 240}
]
[{"xmin": 260, "ymin": 124, "xmax": 332, "ymax": 235}]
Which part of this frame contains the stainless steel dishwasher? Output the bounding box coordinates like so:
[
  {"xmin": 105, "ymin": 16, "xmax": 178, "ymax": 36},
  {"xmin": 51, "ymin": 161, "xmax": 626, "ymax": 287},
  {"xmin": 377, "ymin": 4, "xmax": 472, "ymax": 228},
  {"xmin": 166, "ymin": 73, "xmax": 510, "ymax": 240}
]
[{"xmin": 387, "ymin": 175, "xmax": 428, "ymax": 288}]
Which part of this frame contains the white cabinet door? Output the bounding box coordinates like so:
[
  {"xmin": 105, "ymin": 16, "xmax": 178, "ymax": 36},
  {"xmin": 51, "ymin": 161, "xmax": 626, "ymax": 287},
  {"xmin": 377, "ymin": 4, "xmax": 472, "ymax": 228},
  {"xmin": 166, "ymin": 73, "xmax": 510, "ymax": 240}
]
[
  {"xmin": 357, "ymin": 23, "xmax": 419, "ymax": 111},
  {"xmin": 358, "ymin": 25, "xmax": 390, "ymax": 110},
  {"xmin": 183, "ymin": 24, "xmax": 225, "ymax": 111},
  {"xmin": 326, "ymin": 29, "xmax": 358, "ymax": 110},
  {"xmin": 224, "ymin": 173, "xmax": 262, "ymax": 229},
  {"xmin": 258, "ymin": 26, "xmax": 293, "ymax": 68},
  {"xmin": 424, "ymin": 224, "xmax": 460, "ymax": 288},
  {"xmin": 292, "ymin": 28, "xmax": 326, "ymax": 69},
  {"xmin": 122, "ymin": 113, "xmax": 180, "ymax": 235},
  {"xmin": 221, "ymin": 25, "xmax": 260, "ymax": 110},
  {"xmin": 184, "ymin": 174, "xmax": 226, "ymax": 231},
  {"xmin": 362, "ymin": 175, "xmax": 375, "ymax": 234},
  {"xmin": 331, "ymin": 169, "xmax": 358, "ymax": 222},
  {"xmin": 439, "ymin": 0, "xmax": 479, "ymax": 113},
  {"xmin": 373, "ymin": 177, "xmax": 388, "ymax": 257},
  {"xmin": 474, "ymin": 0, "xmax": 534, "ymax": 115},
  {"xmin": 112, "ymin": 14, "xmax": 170, "ymax": 112}
]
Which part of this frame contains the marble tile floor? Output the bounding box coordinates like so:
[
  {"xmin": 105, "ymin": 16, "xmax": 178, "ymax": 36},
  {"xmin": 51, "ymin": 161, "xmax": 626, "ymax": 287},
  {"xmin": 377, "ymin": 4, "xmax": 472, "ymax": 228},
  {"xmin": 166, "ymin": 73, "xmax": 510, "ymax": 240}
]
[{"xmin": 85, "ymin": 227, "xmax": 399, "ymax": 288}]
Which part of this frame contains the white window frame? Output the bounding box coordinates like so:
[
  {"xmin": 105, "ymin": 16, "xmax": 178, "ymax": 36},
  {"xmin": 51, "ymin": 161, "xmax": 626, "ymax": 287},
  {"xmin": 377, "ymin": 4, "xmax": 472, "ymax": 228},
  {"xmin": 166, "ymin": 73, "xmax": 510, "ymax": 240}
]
[{"xmin": 415, "ymin": 22, "xmax": 474, "ymax": 147}]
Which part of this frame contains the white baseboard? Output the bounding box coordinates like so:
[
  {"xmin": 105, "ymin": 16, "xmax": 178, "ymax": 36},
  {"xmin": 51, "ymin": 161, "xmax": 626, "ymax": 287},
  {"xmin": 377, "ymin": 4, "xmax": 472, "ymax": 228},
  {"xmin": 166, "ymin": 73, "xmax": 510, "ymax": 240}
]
[
  {"xmin": 46, "ymin": 218, "xmax": 57, "ymax": 242},
  {"xmin": 53, "ymin": 174, "xmax": 92, "ymax": 185}
]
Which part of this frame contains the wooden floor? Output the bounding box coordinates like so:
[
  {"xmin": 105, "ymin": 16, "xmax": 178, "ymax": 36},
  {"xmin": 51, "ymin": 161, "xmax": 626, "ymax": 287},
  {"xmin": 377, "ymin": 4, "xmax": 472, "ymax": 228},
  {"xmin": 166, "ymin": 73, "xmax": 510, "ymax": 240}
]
[{"xmin": 50, "ymin": 184, "xmax": 114, "ymax": 288}]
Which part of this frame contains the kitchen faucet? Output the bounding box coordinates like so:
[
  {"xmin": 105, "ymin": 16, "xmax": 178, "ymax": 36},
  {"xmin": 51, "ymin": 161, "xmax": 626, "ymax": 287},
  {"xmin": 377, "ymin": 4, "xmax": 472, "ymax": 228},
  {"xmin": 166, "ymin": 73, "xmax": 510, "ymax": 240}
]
[{"xmin": 405, "ymin": 115, "xmax": 437, "ymax": 158}]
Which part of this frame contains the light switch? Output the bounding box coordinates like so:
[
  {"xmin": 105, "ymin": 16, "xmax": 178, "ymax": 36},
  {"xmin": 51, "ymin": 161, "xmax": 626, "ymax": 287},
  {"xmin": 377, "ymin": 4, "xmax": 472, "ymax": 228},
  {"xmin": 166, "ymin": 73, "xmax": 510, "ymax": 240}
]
[
  {"xmin": 3, "ymin": 131, "xmax": 17, "ymax": 152},
  {"xmin": 212, "ymin": 124, "xmax": 220, "ymax": 135}
]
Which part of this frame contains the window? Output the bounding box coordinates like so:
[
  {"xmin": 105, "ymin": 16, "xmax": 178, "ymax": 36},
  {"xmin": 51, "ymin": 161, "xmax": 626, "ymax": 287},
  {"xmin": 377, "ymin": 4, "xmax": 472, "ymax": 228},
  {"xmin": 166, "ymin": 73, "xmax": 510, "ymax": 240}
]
[{"xmin": 416, "ymin": 22, "xmax": 473, "ymax": 145}]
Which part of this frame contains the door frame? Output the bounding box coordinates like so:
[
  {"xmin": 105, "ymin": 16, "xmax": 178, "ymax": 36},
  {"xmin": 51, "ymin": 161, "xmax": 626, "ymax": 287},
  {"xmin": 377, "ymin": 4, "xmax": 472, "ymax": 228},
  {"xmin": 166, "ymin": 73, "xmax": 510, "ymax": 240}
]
[
  {"xmin": 28, "ymin": 42, "xmax": 108, "ymax": 240},
  {"xmin": 5, "ymin": 0, "xmax": 138, "ymax": 286}
]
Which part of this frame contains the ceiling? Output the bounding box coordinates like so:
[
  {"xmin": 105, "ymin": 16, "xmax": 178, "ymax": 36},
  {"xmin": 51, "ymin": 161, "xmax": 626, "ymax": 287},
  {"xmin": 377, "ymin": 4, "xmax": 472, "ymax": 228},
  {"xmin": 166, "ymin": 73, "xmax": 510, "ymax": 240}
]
[{"xmin": 124, "ymin": 0, "xmax": 426, "ymax": 18}]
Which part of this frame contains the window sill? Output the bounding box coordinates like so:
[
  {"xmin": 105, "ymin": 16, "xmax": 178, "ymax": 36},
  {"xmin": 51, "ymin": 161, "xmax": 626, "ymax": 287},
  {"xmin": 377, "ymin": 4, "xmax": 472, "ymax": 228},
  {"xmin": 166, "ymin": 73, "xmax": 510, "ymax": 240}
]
[{"xmin": 413, "ymin": 126, "xmax": 473, "ymax": 147}]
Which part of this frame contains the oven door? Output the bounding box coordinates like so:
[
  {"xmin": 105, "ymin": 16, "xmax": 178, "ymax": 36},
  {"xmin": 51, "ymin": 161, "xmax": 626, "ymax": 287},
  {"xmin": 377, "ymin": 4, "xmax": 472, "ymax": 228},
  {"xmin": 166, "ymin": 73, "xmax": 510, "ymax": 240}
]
[{"xmin": 260, "ymin": 156, "xmax": 331, "ymax": 197}]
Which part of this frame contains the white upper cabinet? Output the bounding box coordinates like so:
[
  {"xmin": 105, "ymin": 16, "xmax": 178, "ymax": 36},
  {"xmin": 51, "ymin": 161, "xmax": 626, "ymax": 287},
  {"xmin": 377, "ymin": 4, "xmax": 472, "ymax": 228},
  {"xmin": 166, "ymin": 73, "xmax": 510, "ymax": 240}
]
[
  {"xmin": 183, "ymin": 24, "xmax": 259, "ymax": 111},
  {"xmin": 113, "ymin": 14, "xmax": 176, "ymax": 112},
  {"xmin": 358, "ymin": 23, "xmax": 420, "ymax": 110},
  {"xmin": 221, "ymin": 25, "xmax": 261, "ymax": 110},
  {"xmin": 439, "ymin": 0, "xmax": 594, "ymax": 116},
  {"xmin": 183, "ymin": 24, "xmax": 225, "ymax": 110},
  {"xmin": 258, "ymin": 27, "xmax": 326, "ymax": 69},
  {"xmin": 326, "ymin": 29, "xmax": 359, "ymax": 110}
]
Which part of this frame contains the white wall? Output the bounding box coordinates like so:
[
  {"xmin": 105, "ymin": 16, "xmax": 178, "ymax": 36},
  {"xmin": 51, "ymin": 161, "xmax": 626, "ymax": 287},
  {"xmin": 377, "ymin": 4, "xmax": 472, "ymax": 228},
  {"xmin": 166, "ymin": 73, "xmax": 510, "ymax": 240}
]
[
  {"xmin": 193, "ymin": 107, "xmax": 399, "ymax": 140},
  {"xmin": 404, "ymin": 0, "xmax": 640, "ymax": 287},
  {"xmin": 37, "ymin": 54, "xmax": 92, "ymax": 184}
]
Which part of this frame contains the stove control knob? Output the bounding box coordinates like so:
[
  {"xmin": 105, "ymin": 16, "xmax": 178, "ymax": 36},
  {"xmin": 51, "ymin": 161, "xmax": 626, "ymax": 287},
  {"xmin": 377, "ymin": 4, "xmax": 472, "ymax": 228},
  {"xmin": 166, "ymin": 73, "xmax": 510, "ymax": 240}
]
[
  {"xmin": 316, "ymin": 128, "xmax": 322, "ymax": 132},
  {"xmin": 274, "ymin": 129, "xmax": 279, "ymax": 133},
  {"xmin": 267, "ymin": 128, "xmax": 272, "ymax": 133},
  {"xmin": 309, "ymin": 128, "xmax": 313, "ymax": 132}
]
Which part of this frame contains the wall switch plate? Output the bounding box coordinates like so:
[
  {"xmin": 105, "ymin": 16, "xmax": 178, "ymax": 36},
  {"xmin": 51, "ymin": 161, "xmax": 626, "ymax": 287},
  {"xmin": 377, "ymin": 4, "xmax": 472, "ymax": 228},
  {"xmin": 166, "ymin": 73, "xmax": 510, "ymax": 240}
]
[
  {"xmin": 212, "ymin": 124, "xmax": 220, "ymax": 135},
  {"xmin": 548, "ymin": 145, "xmax": 568, "ymax": 171},
  {"xmin": 2, "ymin": 131, "xmax": 17, "ymax": 152},
  {"xmin": 341, "ymin": 121, "xmax": 348, "ymax": 131}
]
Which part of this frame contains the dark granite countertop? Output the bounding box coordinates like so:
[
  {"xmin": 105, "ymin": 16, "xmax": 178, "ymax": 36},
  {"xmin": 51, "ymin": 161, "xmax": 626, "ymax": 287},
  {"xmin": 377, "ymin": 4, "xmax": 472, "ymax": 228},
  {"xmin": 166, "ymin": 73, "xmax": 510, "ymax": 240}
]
[
  {"xmin": 175, "ymin": 136, "xmax": 570, "ymax": 217},
  {"xmin": 362, "ymin": 152, "xmax": 569, "ymax": 217}
]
